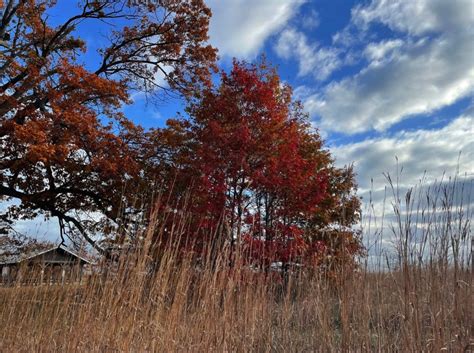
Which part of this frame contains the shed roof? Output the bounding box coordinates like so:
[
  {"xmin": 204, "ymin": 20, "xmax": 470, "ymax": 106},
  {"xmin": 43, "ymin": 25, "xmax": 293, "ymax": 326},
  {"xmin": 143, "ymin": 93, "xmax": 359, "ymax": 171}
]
[{"xmin": 0, "ymin": 245, "xmax": 93, "ymax": 265}]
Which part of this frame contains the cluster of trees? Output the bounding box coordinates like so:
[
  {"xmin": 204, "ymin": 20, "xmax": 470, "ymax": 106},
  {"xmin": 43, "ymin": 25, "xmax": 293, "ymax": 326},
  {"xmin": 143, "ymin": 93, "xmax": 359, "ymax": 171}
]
[{"xmin": 1, "ymin": 0, "xmax": 362, "ymax": 269}]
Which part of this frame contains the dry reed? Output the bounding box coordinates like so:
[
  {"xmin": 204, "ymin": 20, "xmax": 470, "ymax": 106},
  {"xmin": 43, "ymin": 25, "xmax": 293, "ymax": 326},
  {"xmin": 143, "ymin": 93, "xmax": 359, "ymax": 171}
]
[{"xmin": 0, "ymin": 175, "xmax": 472, "ymax": 352}]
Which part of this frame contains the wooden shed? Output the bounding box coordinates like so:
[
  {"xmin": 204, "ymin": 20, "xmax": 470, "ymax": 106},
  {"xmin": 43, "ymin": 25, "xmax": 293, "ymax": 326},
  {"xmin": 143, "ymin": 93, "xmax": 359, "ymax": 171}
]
[{"xmin": 0, "ymin": 245, "xmax": 93, "ymax": 285}]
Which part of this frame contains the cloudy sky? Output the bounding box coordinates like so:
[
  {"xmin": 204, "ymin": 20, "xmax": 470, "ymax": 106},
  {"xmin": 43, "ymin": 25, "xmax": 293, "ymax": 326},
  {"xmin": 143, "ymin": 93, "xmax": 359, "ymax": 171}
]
[
  {"xmin": 126, "ymin": 0, "xmax": 473, "ymax": 220},
  {"xmin": 7, "ymin": 0, "xmax": 474, "ymax": 251},
  {"xmin": 205, "ymin": 0, "xmax": 474, "ymax": 236},
  {"xmin": 205, "ymin": 0, "xmax": 473, "ymax": 186},
  {"xmin": 130, "ymin": 0, "xmax": 473, "ymax": 198}
]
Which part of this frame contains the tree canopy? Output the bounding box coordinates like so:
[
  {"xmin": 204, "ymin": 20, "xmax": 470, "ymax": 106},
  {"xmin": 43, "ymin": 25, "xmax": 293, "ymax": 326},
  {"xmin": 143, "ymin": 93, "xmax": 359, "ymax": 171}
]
[
  {"xmin": 0, "ymin": 0, "xmax": 216, "ymax": 253},
  {"xmin": 144, "ymin": 60, "xmax": 362, "ymax": 268},
  {"xmin": 1, "ymin": 0, "xmax": 362, "ymax": 268}
]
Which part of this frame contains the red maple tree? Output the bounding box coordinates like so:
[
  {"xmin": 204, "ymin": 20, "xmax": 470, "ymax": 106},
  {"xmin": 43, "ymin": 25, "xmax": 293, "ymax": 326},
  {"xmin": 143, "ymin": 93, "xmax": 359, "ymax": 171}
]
[{"xmin": 147, "ymin": 60, "xmax": 362, "ymax": 268}]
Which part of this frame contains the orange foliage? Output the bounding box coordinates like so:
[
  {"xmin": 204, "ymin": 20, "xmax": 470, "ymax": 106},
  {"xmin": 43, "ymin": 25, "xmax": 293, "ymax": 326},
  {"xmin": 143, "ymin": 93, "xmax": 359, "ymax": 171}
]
[
  {"xmin": 0, "ymin": 0, "xmax": 216, "ymax": 254},
  {"xmin": 0, "ymin": 1, "xmax": 360, "ymax": 269}
]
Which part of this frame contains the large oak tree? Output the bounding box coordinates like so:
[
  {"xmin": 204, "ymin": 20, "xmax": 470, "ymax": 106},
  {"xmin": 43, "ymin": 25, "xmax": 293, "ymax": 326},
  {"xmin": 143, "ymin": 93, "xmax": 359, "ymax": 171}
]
[{"xmin": 0, "ymin": 0, "xmax": 217, "ymax": 253}]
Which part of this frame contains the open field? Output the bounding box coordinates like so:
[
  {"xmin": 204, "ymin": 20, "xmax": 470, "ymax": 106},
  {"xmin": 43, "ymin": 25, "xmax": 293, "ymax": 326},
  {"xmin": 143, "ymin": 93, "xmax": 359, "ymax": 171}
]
[
  {"xmin": 1, "ymin": 228, "xmax": 473, "ymax": 352},
  {"xmin": 1, "ymin": 178, "xmax": 473, "ymax": 352},
  {"xmin": 0, "ymin": 254, "xmax": 472, "ymax": 352}
]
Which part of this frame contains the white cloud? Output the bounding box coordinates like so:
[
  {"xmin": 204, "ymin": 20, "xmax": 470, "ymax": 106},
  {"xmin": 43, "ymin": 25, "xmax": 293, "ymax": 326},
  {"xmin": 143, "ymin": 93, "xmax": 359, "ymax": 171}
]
[
  {"xmin": 301, "ymin": 9, "xmax": 320, "ymax": 30},
  {"xmin": 304, "ymin": 0, "xmax": 474, "ymax": 133},
  {"xmin": 207, "ymin": 0, "xmax": 305, "ymax": 59},
  {"xmin": 332, "ymin": 114, "xmax": 474, "ymax": 194},
  {"xmin": 312, "ymin": 36, "xmax": 473, "ymax": 133},
  {"xmin": 363, "ymin": 39, "xmax": 404, "ymax": 62},
  {"xmin": 352, "ymin": 0, "xmax": 474, "ymax": 36},
  {"xmin": 333, "ymin": 113, "xmax": 474, "ymax": 266},
  {"xmin": 274, "ymin": 28, "xmax": 341, "ymax": 81},
  {"xmin": 13, "ymin": 217, "xmax": 61, "ymax": 243}
]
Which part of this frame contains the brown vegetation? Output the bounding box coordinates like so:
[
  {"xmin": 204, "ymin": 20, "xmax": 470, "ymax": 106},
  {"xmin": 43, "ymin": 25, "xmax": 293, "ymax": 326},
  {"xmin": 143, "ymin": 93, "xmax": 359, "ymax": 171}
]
[{"xmin": 0, "ymin": 177, "xmax": 472, "ymax": 352}]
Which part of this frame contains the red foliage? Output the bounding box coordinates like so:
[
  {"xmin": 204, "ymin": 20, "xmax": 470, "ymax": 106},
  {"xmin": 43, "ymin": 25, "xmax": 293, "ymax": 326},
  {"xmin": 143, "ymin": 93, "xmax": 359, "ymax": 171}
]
[
  {"xmin": 0, "ymin": 0, "xmax": 360, "ymax": 268},
  {"xmin": 148, "ymin": 60, "xmax": 362, "ymax": 268}
]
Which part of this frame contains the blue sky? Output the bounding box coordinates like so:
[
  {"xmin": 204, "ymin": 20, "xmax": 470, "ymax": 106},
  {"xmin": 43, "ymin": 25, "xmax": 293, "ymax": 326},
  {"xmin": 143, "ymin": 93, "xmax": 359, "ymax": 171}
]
[
  {"xmin": 131, "ymin": 0, "xmax": 473, "ymax": 194},
  {"xmin": 6, "ymin": 0, "xmax": 473, "ymax": 246},
  {"xmin": 205, "ymin": 0, "xmax": 473, "ymax": 190}
]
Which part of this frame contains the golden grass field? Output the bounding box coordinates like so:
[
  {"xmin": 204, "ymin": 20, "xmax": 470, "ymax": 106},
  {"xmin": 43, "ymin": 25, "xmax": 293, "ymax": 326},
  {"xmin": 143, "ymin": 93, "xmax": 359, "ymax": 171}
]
[
  {"xmin": 0, "ymin": 253, "xmax": 472, "ymax": 352},
  {"xmin": 1, "ymin": 178, "xmax": 472, "ymax": 352}
]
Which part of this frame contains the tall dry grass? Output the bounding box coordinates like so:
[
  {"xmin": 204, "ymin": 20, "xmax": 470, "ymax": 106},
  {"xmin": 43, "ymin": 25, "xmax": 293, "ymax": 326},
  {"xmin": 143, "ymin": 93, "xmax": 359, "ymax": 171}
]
[{"xmin": 0, "ymin": 175, "xmax": 472, "ymax": 352}]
